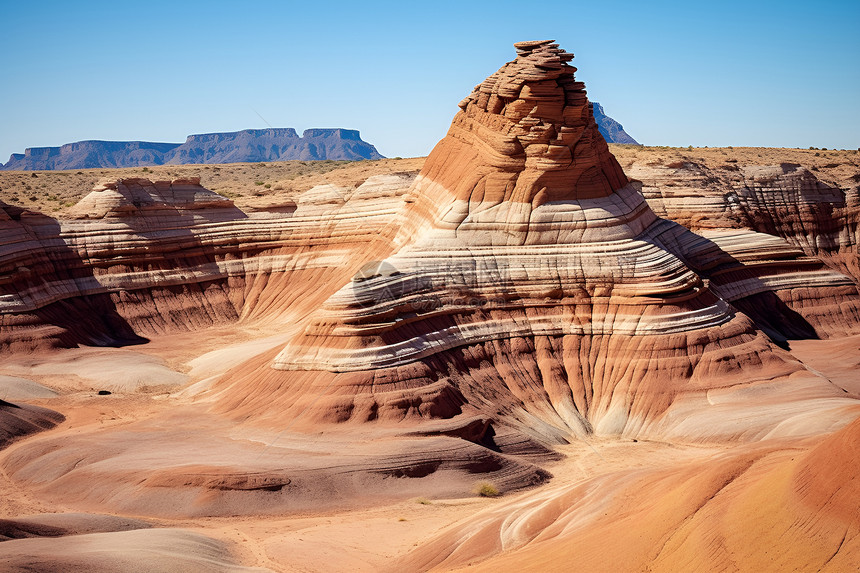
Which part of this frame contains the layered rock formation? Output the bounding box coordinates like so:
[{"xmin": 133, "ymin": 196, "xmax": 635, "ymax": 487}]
[
  {"xmin": 0, "ymin": 399, "xmax": 64, "ymax": 450},
  {"xmin": 400, "ymin": 414, "xmax": 860, "ymax": 572},
  {"xmin": 1, "ymin": 41, "xmax": 859, "ymax": 527},
  {"xmin": 1, "ymin": 128, "xmax": 383, "ymax": 170},
  {"xmin": 0, "ymin": 520, "xmax": 267, "ymax": 572},
  {"xmin": 220, "ymin": 40, "xmax": 859, "ymax": 445},
  {"xmin": 633, "ymin": 160, "xmax": 860, "ymax": 285}
]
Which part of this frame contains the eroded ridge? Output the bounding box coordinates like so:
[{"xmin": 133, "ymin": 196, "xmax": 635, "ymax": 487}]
[{"xmin": 222, "ymin": 42, "xmax": 859, "ymax": 443}]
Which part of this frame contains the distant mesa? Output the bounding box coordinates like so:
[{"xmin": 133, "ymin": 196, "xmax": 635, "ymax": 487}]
[{"xmin": 1, "ymin": 127, "xmax": 384, "ymax": 171}]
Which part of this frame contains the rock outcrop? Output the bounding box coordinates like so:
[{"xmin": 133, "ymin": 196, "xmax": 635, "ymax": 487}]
[
  {"xmin": 1, "ymin": 41, "xmax": 859, "ymax": 521},
  {"xmin": 633, "ymin": 160, "xmax": 860, "ymax": 285},
  {"xmin": 1, "ymin": 128, "xmax": 383, "ymax": 170},
  {"xmin": 224, "ymin": 40, "xmax": 858, "ymax": 445},
  {"xmin": 0, "ymin": 399, "xmax": 64, "ymax": 450}
]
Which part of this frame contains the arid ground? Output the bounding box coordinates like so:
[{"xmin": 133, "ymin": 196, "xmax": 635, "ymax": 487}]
[{"xmin": 2, "ymin": 147, "xmax": 857, "ymax": 216}]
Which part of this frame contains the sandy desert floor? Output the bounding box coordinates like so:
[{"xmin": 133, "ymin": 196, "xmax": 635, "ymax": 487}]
[
  {"xmin": 1, "ymin": 331, "xmax": 857, "ymax": 571},
  {"xmin": 1, "ymin": 301, "xmax": 858, "ymax": 571}
]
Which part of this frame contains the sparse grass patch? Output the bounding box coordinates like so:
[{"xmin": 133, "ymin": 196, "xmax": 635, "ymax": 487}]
[{"xmin": 474, "ymin": 481, "xmax": 501, "ymax": 497}]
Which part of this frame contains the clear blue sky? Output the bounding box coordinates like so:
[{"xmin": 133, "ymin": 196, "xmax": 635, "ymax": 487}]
[{"xmin": 1, "ymin": 0, "xmax": 858, "ymax": 161}]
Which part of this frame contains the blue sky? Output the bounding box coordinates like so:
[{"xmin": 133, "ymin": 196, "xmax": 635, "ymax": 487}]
[{"xmin": 1, "ymin": 0, "xmax": 858, "ymax": 161}]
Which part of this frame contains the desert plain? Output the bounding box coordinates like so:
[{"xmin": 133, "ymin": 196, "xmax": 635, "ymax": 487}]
[{"xmin": 1, "ymin": 40, "xmax": 859, "ymax": 572}]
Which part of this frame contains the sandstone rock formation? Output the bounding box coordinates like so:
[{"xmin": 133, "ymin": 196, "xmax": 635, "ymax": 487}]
[
  {"xmin": 633, "ymin": 160, "xmax": 860, "ymax": 286},
  {"xmin": 0, "ymin": 399, "xmax": 63, "ymax": 450},
  {"xmin": 399, "ymin": 413, "xmax": 860, "ymax": 572},
  {"xmin": 0, "ymin": 523, "xmax": 268, "ymax": 572},
  {"xmin": 225, "ymin": 40, "xmax": 860, "ymax": 446},
  {"xmin": 0, "ymin": 42, "xmax": 858, "ymax": 568}
]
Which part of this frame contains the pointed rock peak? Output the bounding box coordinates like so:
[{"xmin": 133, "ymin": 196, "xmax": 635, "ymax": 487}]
[{"xmin": 410, "ymin": 40, "xmax": 628, "ymax": 235}]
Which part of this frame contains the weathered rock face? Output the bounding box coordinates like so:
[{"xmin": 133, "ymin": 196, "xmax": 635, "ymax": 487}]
[
  {"xmin": 634, "ymin": 160, "xmax": 860, "ymax": 285},
  {"xmin": 0, "ymin": 174, "xmax": 411, "ymax": 351},
  {"xmin": 0, "ymin": 40, "xmax": 859, "ymax": 524},
  {"xmin": 3, "ymin": 41, "xmax": 858, "ymax": 447},
  {"xmin": 216, "ymin": 41, "xmax": 860, "ymax": 444},
  {"xmin": 0, "ymin": 178, "xmax": 249, "ymax": 351},
  {"xmin": 0, "ymin": 399, "xmax": 64, "ymax": 450}
]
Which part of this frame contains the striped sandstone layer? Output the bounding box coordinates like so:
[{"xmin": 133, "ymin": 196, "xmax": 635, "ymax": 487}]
[
  {"xmin": 1, "ymin": 41, "xmax": 858, "ymax": 523},
  {"xmin": 0, "ymin": 174, "xmax": 409, "ymax": 351},
  {"xmin": 399, "ymin": 412, "xmax": 860, "ymax": 572},
  {"xmin": 214, "ymin": 41, "xmax": 859, "ymax": 445}
]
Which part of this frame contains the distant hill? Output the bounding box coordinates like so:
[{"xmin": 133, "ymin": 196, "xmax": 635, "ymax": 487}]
[
  {"xmin": 592, "ymin": 102, "xmax": 639, "ymax": 145},
  {"xmin": 1, "ymin": 128, "xmax": 384, "ymax": 171}
]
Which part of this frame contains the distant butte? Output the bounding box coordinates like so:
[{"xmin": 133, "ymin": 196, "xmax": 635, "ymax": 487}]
[{"xmin": 1, "ymin": 127, "xmax": 384, "ymax": 170}]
